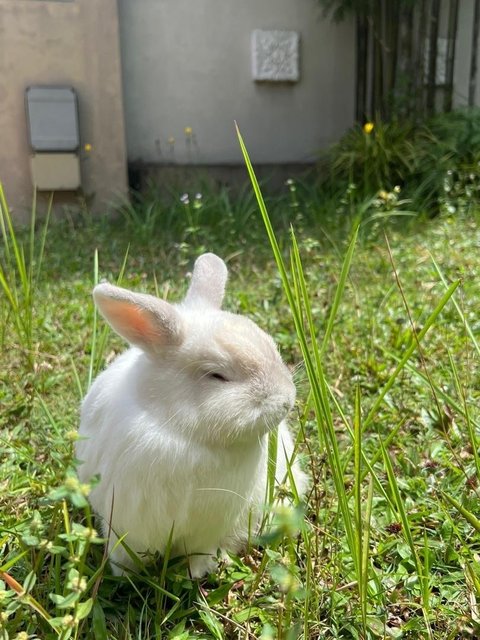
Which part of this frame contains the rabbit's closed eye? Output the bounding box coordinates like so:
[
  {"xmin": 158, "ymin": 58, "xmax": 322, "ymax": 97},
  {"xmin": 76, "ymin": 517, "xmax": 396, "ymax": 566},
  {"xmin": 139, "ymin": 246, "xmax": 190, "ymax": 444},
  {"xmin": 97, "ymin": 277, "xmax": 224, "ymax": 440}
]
[{"xmin": 208, "ymin": 372, "xmax": 230, "ymax": 382}]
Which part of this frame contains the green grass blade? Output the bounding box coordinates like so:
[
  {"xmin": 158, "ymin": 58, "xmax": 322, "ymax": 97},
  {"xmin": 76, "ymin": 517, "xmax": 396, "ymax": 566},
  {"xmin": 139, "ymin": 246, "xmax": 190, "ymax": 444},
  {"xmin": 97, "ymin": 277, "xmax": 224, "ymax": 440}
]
[
  {"xmin": 442, "ymin": 492, "xmax": 480, "ymax": 533},
  {"xmin": 430, "ymin": 253, "xmax": 480, "ymax": 358},
  {"xmin": 87, "ymin": 242, "xmax": 129, "ymax": 389},
  {"xmin": 27, "ymin": 187, "xmax": 37, "ymax": 292},
  {"xmin": 383, "ymin": 351, "xmax": 480, "ymax": 431},
  {"xmin": 237, "ymin": 123, "xmax": 363, "ymax": 581},
  {"xmin": 0, "ymin": 182, "xmax": 13, "ymax": 267},
  {"xmin": 353, "ymin": 385, "xmax": 366, "ymax": 630},
  {"xmin": 381, "ymin": 441, "xmax": 432, "ymax": 636},
  {"xmin": 364, "ymin": 280, "xmax": 460, "ymax": 429},
  {"xmin": 87, "ymin": 249, "xmax": 100, "ymax": 390},
  {"xmin": 289, "ymin": 223, "xmax": 359, "ymax": 577},
  {"xmin": 446, "ymin": 348, "xmax": 480, "ymax": 478},
  {"xmin": 266, "ymin": 427, "xmax": 278, "ymax": 507},
  {"xmin": 321, "ymin": 222, "xmax": 359, "ymax": 355},
  {"xmin": 34, "ymin": 191, "xmax": 53, "ymax": 288}
]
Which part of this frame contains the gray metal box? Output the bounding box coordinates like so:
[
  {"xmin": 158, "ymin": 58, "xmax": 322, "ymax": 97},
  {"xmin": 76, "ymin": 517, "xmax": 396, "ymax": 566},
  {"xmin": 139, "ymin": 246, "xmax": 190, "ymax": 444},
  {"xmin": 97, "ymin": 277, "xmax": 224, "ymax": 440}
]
[{"xmin": 25, "ymin": 86, "xmax": 79, "ymax": 152}]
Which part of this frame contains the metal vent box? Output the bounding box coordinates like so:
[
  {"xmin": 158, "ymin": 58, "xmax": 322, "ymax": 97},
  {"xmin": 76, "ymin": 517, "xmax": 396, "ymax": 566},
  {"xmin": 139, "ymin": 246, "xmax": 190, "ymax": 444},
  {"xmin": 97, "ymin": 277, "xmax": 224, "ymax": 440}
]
[{"xmin": 26, "ymin": 86, "xmax": 79, "ymax": 152}]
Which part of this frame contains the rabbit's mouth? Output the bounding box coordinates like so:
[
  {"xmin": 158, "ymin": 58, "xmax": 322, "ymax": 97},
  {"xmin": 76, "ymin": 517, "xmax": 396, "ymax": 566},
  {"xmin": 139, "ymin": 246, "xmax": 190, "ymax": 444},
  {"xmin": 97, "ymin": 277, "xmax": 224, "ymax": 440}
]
[{"xmin": 244, "ymin": 401, "xmax": 293, "ymax": 435}]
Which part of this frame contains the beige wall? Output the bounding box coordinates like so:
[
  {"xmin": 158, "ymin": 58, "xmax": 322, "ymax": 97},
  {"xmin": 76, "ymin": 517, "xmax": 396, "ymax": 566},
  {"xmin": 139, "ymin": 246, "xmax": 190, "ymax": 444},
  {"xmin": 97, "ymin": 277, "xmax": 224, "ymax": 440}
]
[
  {"xmin": 117, "ymin": 0, "xmax": 356, "ymax": 166},
  {"xmin": 0, "ymin": 0, "xmax": 128, "ymax": 223}
]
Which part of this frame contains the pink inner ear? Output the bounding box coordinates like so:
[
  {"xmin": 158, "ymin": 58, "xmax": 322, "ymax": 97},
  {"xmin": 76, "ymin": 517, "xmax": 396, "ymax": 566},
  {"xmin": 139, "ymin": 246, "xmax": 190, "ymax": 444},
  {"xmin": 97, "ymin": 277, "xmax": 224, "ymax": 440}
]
[
  {"xmin": 122, "ymin": 306, "xmax": 158, "ymax": 341},
  {"xmin": 104, "ymin": 300, "xmax": 160, "ymax": 345}
]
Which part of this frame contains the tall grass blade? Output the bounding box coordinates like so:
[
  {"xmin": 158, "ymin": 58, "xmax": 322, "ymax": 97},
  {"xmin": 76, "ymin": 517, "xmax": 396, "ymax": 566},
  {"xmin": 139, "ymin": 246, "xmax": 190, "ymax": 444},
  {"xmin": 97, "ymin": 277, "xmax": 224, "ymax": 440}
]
[
  {"xmin": 430, "ymin": 253, "xmax": 480, "ymax": 358},
  {"xmin": 237, "ymin": 124, "xmax": 364, "ymax": 584},
  {"xmin": 381, "ymin": 441, "xmax": 432, "ymax": 636},
  {"xmin": 364, "ymin": 280, "xmax": 460, "ymax": 429},
  {"xmin": 383, "ymin": 352, "xmax": 480, "ymax": 431},
  {"xmin": 87, "ymin": 246, "xmax": 131, "ymax": 390},
  {"xmin": 266, "ymin": 427, "xmax": 278, "ymax": 507},
  {"xmin": 329, "ymin": 385, "xmax": 403, "ymax": 503},
  {"xmin": 442, "ymin": 492, "xmax": 480, "ymax": 533},
  {"xmin": 446, "ymin": 349, "xmax": 480, "ymax": 478},
  {"xmin": 0, "ymin": 184, "xmax": 52, "ymax": 368},
  {"xmin": 34, "ymin": 192, "xmax": 53, "ymax": 288},
  {"xmin": 87, "ymin": 249, "xmax": 100, "ymax": 390},
  {"xmin": 353, "ymin": 385, "xmax": 367, "ymax": 631},
  {"xmin": 321, "ymin": 222, "xmax": 359, "ymax": 355}
]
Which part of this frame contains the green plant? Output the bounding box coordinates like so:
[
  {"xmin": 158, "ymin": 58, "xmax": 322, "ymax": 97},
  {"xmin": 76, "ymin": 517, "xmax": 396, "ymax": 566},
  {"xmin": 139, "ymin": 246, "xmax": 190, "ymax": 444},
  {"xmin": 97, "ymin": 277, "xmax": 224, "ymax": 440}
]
[
  {"xmin": 412, "ymin": 108, "xmax": 480, "ymax": 214},
  {"xmin": 0, "ymin": 184, "xmax": 52, "ymax": 370},
  {"xmin": 325, "ymin": 119, "xmax": 416, "ymax": 198},
  {"xmin": 324, "ymin": 108, "xmax": 480, "ymax": 217}
]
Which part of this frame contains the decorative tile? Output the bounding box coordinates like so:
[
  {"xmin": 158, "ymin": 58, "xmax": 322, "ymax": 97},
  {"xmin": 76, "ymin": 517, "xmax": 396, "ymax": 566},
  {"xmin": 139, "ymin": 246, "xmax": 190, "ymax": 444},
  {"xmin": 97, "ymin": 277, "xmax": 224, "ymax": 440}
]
[{"xmin": 251, "ymin": 29, "xmax": 300, "ymax": 82}]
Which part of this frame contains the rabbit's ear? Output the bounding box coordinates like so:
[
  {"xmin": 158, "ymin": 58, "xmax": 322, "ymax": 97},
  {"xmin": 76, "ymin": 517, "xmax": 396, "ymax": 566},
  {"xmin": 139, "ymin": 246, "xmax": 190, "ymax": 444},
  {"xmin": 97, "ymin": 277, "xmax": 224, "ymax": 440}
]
[
  {"xmin": 184, "ymin": 253, "xmax": 228, "ymax": 309},
  {"xmin": 93, "ymin": 284, "xmax": 183, "ymax": 352}
]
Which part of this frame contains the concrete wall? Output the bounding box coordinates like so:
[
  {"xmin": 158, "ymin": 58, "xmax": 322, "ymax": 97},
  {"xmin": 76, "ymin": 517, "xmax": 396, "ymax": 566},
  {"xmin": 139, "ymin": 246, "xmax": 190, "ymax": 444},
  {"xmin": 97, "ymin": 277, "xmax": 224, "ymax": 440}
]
[
  {"xmin": 454, "ymin": 0, "xmax": 480, "ymax": 107},
  {"xmin": 0, "ymin": 0, "xmax": 128, "ymax": 223},
  {"xmin": 117, "ymin": 0, "xmax": 356, "ymax": 166}
]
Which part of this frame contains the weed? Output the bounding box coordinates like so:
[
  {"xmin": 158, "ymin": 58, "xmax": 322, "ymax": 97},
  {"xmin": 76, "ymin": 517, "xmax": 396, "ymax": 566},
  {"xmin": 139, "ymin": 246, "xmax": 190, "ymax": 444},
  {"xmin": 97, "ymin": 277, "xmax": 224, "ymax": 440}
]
[{"xmin": 0, "ymin": 184, "xmax": 52, "ymax": 371}]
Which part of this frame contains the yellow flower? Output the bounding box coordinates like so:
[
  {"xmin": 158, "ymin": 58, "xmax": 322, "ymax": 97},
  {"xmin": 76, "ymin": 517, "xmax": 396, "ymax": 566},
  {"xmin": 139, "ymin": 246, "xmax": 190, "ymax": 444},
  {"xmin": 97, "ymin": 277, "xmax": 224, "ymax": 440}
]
[
  {"xmin": 64, "ymin": 476, "xmax": 80, "ymax": 491},
  {"xmin": 184, "ymin": 126, "xmax": 193, "ymax": 136},
  {"xmin": 363, "ymin": 122, "xmax": 374, "ymax": 134},
  {"xmin": 80, "ymin": 483, "xmax": 91, "ymax": 496},
  {"xmin": 84, "ymin": 143, "xmax": 92, "ymax": 152}
]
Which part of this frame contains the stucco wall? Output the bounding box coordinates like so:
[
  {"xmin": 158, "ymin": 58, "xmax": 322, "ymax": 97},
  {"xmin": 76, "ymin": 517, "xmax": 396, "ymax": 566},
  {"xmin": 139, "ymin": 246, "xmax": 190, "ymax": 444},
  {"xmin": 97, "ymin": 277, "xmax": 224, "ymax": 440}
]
[
  {"xmin": 454, "ymin": 0, "xmax": 480, "ymax": 107},
  {"xmin": 117, "ymin": 0, "xmax": 356, "ymax": 166},
  {"xmin": 0, "ymin": 0, "xmax": 128, "ymax": 223}
]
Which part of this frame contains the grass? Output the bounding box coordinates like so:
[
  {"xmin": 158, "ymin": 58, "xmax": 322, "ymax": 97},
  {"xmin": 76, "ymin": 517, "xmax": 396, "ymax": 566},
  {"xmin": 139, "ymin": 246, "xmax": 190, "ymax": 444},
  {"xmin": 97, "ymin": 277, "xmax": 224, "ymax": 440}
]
[{"xmin": 1, "ymin": 162, "xmax": 480, "ymax": 639}]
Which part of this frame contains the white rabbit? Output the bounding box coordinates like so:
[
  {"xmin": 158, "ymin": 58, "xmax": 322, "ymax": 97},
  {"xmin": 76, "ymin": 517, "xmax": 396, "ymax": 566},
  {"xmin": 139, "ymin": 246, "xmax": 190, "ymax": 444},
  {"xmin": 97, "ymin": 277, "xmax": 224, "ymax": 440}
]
[{"xmin": 76, "ymin": 253, "xmax": 308, "ymax": 578}]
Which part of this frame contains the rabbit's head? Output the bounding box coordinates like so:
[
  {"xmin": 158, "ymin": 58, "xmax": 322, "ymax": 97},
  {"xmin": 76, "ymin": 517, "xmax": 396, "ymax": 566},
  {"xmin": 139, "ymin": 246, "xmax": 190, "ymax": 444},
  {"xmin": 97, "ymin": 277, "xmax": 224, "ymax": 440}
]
[{"xmin": 93, "ymin": 254, "xmax": 295, "ymax": 445}]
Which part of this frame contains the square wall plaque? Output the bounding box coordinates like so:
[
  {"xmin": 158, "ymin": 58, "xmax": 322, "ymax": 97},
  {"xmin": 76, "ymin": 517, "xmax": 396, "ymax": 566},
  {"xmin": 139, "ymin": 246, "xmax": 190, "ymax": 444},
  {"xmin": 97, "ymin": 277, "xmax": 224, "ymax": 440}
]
[{"xmin": 251, "ymin": 29, "xmax": 300, "ymax": 82}]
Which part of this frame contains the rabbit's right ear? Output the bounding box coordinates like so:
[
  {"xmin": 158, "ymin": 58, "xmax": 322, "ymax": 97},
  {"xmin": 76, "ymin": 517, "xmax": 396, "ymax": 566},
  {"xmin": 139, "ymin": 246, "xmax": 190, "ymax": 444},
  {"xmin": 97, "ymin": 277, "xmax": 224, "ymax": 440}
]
[
  {"xmin": 184, "ymin": 253, "xmax": 228, "ymax": 308},
  {"xmin": 93, "ymin": 284, "xmax": 183, "ymax": 352}
]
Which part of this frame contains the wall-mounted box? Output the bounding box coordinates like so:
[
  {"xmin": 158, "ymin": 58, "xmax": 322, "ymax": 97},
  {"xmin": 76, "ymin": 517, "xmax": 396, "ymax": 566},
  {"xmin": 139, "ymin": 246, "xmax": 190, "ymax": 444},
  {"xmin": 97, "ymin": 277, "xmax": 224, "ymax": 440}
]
[
  {"xmin": 30, "ymin": 153, "xmax": 81, "ymax": 190},
  {"xmin": 25, "ymin": 85, "xmax": 79, "ymax": 152}
]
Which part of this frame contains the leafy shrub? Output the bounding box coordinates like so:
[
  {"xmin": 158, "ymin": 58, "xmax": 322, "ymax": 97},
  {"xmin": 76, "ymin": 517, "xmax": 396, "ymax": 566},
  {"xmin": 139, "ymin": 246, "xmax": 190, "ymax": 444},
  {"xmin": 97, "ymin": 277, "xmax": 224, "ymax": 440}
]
[
  {"xmin": 413, "ymin": 109, "xmax": 480, "ymax": 214},
  {"xmin": 325, "ymin": 119, "xmax": 416, "ymax": 198},
  {"xmin": 324, "ymin": 108, "xmax": 480, "ymax": 216}
]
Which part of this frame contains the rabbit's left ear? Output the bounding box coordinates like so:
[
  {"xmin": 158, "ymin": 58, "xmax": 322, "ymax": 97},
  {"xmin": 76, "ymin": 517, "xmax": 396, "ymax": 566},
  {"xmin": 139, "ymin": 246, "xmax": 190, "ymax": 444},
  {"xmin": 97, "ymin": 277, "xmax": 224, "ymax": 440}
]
[
  {"xmin": 93, "ymin": 284, "xmax": 184, "ymax": 352},
  {"xmin": 184, "ymin": 253, "xmax": 228, "ymax": 309}
]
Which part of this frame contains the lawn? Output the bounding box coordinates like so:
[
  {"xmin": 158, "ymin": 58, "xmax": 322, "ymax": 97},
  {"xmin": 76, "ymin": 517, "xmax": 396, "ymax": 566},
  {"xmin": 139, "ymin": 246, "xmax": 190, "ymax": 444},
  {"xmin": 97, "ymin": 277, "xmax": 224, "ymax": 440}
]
[{"xmin": 1, "ymin": 173, "xmax": 480, "ymax": 639}]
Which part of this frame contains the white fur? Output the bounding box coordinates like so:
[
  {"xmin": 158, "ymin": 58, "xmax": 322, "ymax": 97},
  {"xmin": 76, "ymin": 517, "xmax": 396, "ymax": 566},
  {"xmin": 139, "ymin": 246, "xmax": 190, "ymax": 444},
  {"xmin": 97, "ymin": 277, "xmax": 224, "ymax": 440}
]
[{"xmin": 76, "ymin": 253, "xmax": 308, "ymax": 577}]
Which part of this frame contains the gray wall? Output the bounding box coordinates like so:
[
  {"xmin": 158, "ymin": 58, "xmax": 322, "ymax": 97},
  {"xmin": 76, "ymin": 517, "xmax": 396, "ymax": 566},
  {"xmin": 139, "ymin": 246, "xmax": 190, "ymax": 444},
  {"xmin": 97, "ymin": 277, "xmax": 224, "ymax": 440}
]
[
  {"xmin": 454, "ymin": 0, "xmax": 480, "ymax": 107},
  {"xmin": 118, "ymin": 0, "xmax": 356, "ymax": 166}
]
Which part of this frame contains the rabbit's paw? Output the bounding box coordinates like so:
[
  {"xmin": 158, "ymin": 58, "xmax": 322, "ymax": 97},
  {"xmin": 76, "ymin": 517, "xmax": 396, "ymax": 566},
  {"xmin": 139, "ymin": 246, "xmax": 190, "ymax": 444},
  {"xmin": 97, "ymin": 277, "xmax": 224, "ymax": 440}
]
[{"xmin": 188, "ymin": 553, "xmax": 218, "ymax": 579}]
